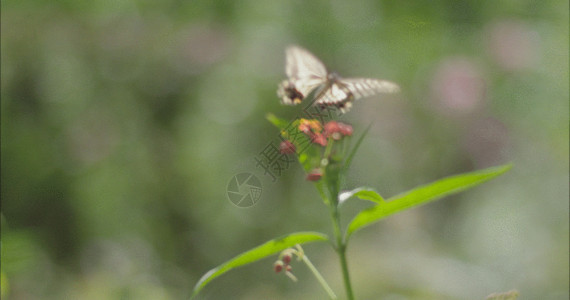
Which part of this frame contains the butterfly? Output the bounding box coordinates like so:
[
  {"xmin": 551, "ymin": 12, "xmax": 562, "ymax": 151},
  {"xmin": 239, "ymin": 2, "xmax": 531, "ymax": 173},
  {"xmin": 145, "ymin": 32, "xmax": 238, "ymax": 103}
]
[{"xmin": 277, "ymin": 45, "xmax": 400, "ymax": 113}]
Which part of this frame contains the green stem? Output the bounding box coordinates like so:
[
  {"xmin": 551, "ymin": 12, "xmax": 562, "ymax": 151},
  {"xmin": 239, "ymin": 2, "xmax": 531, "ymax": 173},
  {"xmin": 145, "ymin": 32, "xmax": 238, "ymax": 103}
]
[
  {"xmin": 337, "ymin": 243, "xmax": 353, "ymax": 300},
  {"xmin": 300, "ymin": 251, "xmax": 338, "ymax": 299},
  {"xmin": 330, "ymin": 205, "xmax": 354, "ymax": 300},
  {"xmin": 323, "ymin": 137, "xmax": 334, "ymax": 159},
  {"xmin": 316, "ymin": 171, "xmax": 354, "ymax": 299}
]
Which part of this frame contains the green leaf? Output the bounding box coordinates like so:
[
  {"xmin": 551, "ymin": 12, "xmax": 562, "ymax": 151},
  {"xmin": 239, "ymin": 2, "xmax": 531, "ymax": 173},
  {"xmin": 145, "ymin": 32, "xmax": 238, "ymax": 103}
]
[
  {"xmin": 346, "ymin": 164, "xmax": 512, "ymax": 239},
  {"xmin": 338, "ymin": 187, "xmax": 385, "ymax": 205},
  {"xmin": 343, "ymin": 123, "xmax": 371, "ymax": 173},
  {"xmin": 190, "ymin": 232, "xmax": 329, "ymax": 299}
]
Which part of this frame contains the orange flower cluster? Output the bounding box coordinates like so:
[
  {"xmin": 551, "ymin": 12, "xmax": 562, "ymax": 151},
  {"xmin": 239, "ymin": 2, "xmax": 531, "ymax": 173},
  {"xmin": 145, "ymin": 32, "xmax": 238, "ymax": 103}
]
[
  {"xmin": 298, "ymin": 119, "xmax": 353, "ymax": 147},
  {"xmin": 278, "ymin": 119, "xmax": 354, "ymax": 182},
  {"xmin": 279, "ymin": 119, "xmax": 353, "ymax": 155}
]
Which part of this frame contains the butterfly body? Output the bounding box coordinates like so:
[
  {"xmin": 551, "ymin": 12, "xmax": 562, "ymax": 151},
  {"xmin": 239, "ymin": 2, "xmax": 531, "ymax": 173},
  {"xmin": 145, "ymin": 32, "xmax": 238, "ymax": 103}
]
[{"xmin": 277, "ymin": 45, "xmax": 399, "ymax": 113}]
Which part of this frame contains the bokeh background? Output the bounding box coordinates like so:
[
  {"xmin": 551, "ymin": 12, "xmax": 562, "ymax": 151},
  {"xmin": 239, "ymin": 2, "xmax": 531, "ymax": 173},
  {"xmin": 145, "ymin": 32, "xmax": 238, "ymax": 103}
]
[{"xmin": 2, "ymin": 1, "xmax": 568, "ymax": 299}]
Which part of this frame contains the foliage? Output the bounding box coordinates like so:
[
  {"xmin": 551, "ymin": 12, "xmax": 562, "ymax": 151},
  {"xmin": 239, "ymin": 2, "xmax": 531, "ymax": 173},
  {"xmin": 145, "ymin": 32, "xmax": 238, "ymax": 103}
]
[{"xmin": 191, "ymin": 114, "xmax": 511, "ymax": 299}]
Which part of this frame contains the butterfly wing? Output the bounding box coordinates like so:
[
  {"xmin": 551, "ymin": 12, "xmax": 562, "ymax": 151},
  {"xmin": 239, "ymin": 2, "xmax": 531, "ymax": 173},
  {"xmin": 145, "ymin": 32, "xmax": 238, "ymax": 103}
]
[
  {"xmin": 285, "ymin": 46, "xmax": 328, "ymax": 85},
  {"xmin": 278, "ymin": 46, "xmax": 328, "ymax": 105},
  {"xmin": 315, "ymin": 77, "xmax": 400, "ymax": 113},
  {"xmin": 341, "ymin": 78, "xmax": 400, "ymax": 99}
]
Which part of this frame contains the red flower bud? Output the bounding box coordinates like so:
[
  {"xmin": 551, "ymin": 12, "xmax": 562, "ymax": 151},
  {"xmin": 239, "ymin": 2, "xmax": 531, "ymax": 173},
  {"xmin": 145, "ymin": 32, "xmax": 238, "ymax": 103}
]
[
  {"xmin": 279, "ymin": 140, "xmax": 296, "ymax": 154},
  {"xmin": 312, "ymin": 133, "xmax": 328, "ymax": 146},
  {"xmin": 286, "ymin": 265, "xmax": 292, "ymax": 272},
  {"xmin": 324, "ymin": 121, "xmax": 340, "ymax": 133},
  {"xmin": 324, "ymin": 121, "xmax": 352, "ymax": 139},
  {"xmin": 306, "ymin": 169, "xmax": 323, "ymax": 181},
  {"xmin": 324, "ymin": 121, "xmax": 342, "ymax": 140},
  {"xmin": 338, "ymin": 123, "xmax": 353, "ymax": 136},
  {"xmin": 274, "ymin": 261, "xmax": 284, "ymax": 273},
  {"xmin": 282, "ymin": 253, "xmax": 292, "ymax": 264}
]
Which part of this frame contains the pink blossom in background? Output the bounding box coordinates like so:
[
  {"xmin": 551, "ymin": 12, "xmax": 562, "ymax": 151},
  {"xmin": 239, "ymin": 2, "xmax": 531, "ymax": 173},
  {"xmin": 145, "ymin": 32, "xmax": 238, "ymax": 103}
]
[{"xmin": 431, "ymin": 58, "xmax": 487, "ymax": 115}]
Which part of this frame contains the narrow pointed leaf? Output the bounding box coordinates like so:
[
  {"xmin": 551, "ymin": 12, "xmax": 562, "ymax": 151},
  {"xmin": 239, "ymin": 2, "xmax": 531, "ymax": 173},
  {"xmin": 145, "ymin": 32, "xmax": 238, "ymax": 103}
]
[
  {"xmin": 346, "ymin": 164, "xmax": 512, "ymax": 239},
  {"xmin": 190, "ymin": 232, "xmax": 328, "ymax": 299},
  {"xmin": 338, "ymin": 187, "xmax": 385, "ymax": 205},
  {"xmin": 343, "ymin": 123, "xmax": 372, "ymax": 172},
  {"xmin": 266, "ymin": 113, "xmax": 290, "ymax": 130}
]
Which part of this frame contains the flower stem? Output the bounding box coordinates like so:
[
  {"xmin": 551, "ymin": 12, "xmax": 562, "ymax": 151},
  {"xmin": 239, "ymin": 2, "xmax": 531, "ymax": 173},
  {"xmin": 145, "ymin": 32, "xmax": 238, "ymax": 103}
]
[
  {"xmin": 299, "ymin": 248, "xmax": 337, "ymax": 299},
  {"xmin": 337, "ymin": 243, "xmax": 354, "ymax": 300},
  {"xmin": 316, "ymin": 173, "xmax": 355, "ymax": 299},
  {"xmin": 330, "ymin": 205, "xmax": 355, "ymax": 300}
]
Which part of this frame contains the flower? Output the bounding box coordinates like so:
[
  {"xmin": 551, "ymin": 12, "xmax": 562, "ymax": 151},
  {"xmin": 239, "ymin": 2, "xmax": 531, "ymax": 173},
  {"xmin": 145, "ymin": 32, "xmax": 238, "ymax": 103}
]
[
  {"xmin": 299, "ymin": 119, "xmax": 322, "ymax": 134},
  {"xmin": 312, "ymin": 133, "xmax": 328, "ymax": 146},
  {"xmin": 324, "ymin": 121, "xmax": 342, "ymax": 140},
  {"xmin": 324, "ymin": 121, "xmax": 340, "ymax": 133},
  {"xmin": 282, "ymin": 253, "xmax": 292, "ymax": 264},
  {"xmin": 323, "ymin": 121, "xmax": 353, "ymax": 139},
  {"xmin": 298, "ymin": 119, "xmax": 329, "ymax": 146},
  {"xmin": 306, "ymin": 169, "xmax": 323, "ymax": 181},
  {"xmin": 338, "ymin": 122, "xmax": 353, "ymax": 136},
  {"xmin": 274, "ymin": 261, "xmax": 284, "ymax": 273},
  {"xmin": 279, "ymin": 140, "xmax": 296, "ymax": 154}
]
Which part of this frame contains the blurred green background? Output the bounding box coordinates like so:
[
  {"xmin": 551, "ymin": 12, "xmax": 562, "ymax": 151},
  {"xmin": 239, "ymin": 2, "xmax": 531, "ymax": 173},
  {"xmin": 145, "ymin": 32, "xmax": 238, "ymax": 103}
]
[{"xmin": 2, "ymin": 0, "xmax": 568, "ymax": 299}]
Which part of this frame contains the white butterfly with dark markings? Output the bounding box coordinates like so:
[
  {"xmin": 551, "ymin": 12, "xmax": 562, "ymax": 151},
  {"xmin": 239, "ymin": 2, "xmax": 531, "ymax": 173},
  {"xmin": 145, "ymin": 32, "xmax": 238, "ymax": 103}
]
[{"xmin": 277, "ymin": 45, "xmax": 400, "ymax": 113}]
